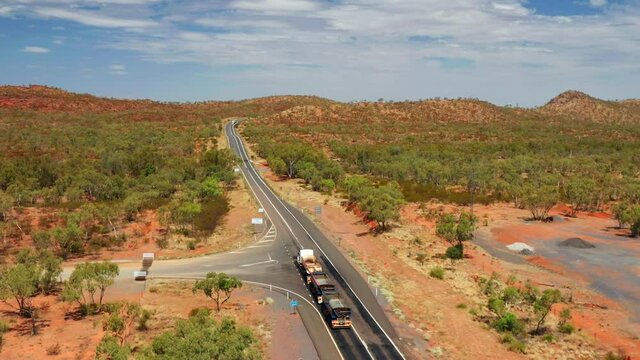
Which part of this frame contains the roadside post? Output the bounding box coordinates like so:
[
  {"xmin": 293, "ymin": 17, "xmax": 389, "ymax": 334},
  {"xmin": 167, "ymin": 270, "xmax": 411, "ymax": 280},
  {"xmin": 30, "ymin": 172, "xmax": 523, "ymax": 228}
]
[{"xmin": 290, "ymin": 299, "xmax": 299, "ymax": 315}]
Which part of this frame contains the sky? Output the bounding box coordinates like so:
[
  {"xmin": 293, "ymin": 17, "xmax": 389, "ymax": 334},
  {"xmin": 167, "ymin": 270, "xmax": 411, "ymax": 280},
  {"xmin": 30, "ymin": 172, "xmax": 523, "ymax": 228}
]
[{"xmin": 0, "ymin": 0, "xmax": 639, "ymax": 106}]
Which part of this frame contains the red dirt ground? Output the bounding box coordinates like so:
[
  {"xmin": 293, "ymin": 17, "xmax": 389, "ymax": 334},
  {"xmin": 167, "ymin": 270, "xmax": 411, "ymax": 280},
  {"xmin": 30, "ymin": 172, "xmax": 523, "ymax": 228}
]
[{"xmin": 0, "ymin": 282, "xmax": 313, "ymax": 359}]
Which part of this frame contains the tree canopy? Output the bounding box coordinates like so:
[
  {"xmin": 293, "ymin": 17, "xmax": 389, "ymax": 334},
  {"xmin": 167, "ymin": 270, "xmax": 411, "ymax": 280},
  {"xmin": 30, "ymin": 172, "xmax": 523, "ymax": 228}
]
[
  {"xmin": 192, "ymin": 272, "xmax": 243, "ymax": 312},
  {"xmin": 62, "ymin": 261, "xmax": 120, "ymax": 314}
]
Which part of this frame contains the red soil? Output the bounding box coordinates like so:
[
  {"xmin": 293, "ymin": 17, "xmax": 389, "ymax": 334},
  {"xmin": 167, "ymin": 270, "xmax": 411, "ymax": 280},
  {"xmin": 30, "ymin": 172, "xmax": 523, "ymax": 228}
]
[
  {"xmin": 489, "ymin": 210, "xmax": 640, "ymax": 358},
  {"xmin": 307, "ymin": 202, "xmax": 524, "ymax": 359}
]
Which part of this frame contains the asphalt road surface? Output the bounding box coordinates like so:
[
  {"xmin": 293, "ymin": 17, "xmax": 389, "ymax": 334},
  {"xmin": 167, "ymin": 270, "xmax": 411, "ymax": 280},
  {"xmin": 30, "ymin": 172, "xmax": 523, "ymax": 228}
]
[{"xmin": 224, "ymin": 120, "xmax": 406, "ymax": 360}]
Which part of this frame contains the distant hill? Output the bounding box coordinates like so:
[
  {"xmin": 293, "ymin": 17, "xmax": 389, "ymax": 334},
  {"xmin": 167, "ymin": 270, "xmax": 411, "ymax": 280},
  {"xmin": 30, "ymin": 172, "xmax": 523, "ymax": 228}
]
[
  {"xmin": 0, "ymin": 85, "xmax": 171, "ymax": 113},
  {"xmin": 540, "ymin": 90, "xmax": 640, "ymax": 123},
  {"xmin": 1, "ymin": 85, "xmax": 638, "ymax": 124},
  {"xmin": 0, "ymin": 85, "xmax": 334, "ymax": 118}
]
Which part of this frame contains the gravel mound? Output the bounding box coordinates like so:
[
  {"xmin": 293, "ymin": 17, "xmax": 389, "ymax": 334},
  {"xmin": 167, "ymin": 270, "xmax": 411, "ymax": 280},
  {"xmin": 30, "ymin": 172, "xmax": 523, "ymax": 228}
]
[{"xmin": 558, "ymin": 237, "xmax": 596, "ymax": 249}]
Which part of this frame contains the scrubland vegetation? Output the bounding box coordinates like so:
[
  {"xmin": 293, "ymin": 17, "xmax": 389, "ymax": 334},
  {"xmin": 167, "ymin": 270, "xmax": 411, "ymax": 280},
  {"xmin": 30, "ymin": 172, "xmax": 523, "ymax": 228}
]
[
  {"xmin": 0, "ymin": 106, "xmax": 238, "ymax": 257},
  {"xmin": 244, "ymin": 91, "xmax": 640, "ymax": 232}
]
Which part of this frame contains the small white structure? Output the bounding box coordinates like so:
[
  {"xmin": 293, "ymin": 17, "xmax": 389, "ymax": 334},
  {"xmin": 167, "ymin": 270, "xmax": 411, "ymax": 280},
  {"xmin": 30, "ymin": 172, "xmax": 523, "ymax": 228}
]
[
  {"xmin": 133, "ymin": 271, "xmax": 147, "ymax": 281},
  {"xmin": 506, "ymin": 242, "xmax": 535, "ymax": 253}
]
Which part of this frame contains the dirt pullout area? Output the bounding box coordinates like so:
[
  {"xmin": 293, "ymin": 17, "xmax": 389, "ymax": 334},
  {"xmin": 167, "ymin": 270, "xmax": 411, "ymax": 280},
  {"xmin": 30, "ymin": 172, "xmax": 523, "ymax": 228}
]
[
  {"xmin": 482, "ymin": 211, "xmax": 640, "ymax": 357},
  {"xmin": 0, "ymin": 281, "xmax": 315, "ymax": 359}
]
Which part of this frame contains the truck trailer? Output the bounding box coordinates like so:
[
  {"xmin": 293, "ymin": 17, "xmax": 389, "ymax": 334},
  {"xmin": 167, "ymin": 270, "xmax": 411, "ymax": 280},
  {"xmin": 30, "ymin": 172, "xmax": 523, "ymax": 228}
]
[
  {"xmin": 308, "ymin": 273, "xmax": 336, "ymax": 304},
  {"xmin": 296, "ymin": 249, "xmax": 323, "ymax": 283}
]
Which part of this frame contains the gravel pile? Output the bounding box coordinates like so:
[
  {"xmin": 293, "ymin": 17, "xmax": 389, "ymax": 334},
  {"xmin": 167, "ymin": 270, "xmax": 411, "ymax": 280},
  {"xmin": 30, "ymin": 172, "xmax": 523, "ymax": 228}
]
[{"xmin": 558, "ymin": 237, "xmax": 596, "ymax": 249}]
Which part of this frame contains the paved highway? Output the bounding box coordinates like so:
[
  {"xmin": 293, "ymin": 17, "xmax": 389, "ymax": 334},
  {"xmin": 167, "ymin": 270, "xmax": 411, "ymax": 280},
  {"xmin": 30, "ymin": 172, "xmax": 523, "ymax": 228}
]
[{"xmin": 225, "ymin": 120, "xmax": 406, "ymax": 360}]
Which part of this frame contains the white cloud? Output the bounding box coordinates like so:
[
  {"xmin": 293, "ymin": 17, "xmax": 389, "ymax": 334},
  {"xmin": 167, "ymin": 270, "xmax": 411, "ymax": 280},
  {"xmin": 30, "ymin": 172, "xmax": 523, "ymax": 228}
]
[
  {"xmin": 109, "ymin": 64, "xmax": 127, "ymax": 75},
  {"xmin": 22, "ymin": 46, "xmax": 50, "ymax": 53},
  {"xmin": 0, "ymin": 6, "xmax": 16, "ymax": 16},
  {"xmin": 52, "ymin": 38, "xmax": 64, "ymax": 44},
  {"xmin": 2, "ymin": 0, "xmax": 640, "ymax": 104},
  {"xmin": 231, "ymin": 0, "xmax": 318, "ymax": 12},
  {"xmin": 34, "ymin": 7, "xmax": 157, "ymax": 28}
]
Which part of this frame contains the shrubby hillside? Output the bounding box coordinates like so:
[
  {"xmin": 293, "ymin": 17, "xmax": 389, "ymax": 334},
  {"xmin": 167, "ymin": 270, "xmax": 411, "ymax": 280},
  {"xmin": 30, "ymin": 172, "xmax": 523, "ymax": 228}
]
[{"xmin": 243, "ymin": 91, "xmax": 640, "ymax": 224}]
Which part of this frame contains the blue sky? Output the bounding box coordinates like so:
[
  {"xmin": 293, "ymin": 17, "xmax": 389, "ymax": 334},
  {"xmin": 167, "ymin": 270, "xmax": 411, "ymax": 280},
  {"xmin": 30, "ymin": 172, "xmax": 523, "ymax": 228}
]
[{"xmin": 0, "ymin": 0, "xmax": 639, "ymax": 106}]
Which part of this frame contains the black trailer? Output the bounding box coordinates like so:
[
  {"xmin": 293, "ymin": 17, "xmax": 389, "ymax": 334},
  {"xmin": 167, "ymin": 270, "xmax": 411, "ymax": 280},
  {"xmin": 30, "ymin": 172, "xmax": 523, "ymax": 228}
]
[{"xmin": 308, "ymin": 273, "xmax": 336, "ymax": 304}]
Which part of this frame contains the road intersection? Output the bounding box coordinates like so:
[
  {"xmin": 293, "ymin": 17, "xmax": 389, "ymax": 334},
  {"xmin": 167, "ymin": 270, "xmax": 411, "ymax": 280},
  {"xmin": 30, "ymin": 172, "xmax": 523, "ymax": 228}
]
[{"xmin": 77, "ymin": 119, "xmax": 407, "ymax": 360}]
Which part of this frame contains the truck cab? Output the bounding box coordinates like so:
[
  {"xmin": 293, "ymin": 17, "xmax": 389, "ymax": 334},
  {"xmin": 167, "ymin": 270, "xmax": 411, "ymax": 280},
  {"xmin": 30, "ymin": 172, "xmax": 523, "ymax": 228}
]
[{"xmin": 321, "ymin": 294, "xmax": 352, "ymax": 329}]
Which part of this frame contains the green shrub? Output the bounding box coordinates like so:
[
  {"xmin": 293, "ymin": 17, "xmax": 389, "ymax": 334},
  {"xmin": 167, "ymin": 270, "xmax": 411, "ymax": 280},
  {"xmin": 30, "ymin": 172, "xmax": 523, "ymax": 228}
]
[
  {"xmin": 143, "ymin": 310, "xmax": 260, "ymax": 359},
  {"xmin": 156, "ymin": 237, "xmax": 169, "ymax": 249},
  {"xmin": 96, "ymin": 335, "xmax": 130, "ymax": 360},
  {"xmin": 542, "ymin": 333, "xmax": 554, "ymax": 342},
  {"xmin": 488, "ymin": 296, "xmax": 505, "ymax": 316},
  {"xmin": 605, "ymin": 351, "xmax": 628, "ymax": 360},
  {"xmin": 103, "ymin": 313, "xmax": 125, "ymax": 334},
  {"xmin": 479, "ymin": 272, "xmax": 500, "ymax": 296},
  {"xmin": 493, "ymin": 312, "xmax": 523, "ymax": 334},
  {"xmin": 429, "ymin": 266, "xmax": 445, "ymax": 280},
  {"xmin": 445, "ymin": 245, "xmax": 463, "ymax": 259},
  {"xmin": 558, "ymin": 322, "xmax": 575, "ymax": 334},
  {"xmin": 189, "ymin": 307, "xmax": 211, "ymax": 318},
  {"xmin": 501, "ymin": 286, "xmax": 520, "ymax": 304},
  {"xmin": 138, "ymin": 309, "xmax": 152, "ymax": 331},
  {"xmin": 456, "ymin": 303, "xmax": 467, "ymax": 309},
  {"xmin": 187, "ymin": 240, "xmax": 197, "ymax": 250},
  {"xmin": 0, "ymin": 320, "xmax": 10, "ymax": 333},
  {"xmin": 415, "ymin": 253, "xmax": 428, "ymax": 265},
  {"xmin": 500, "ymin": 333, "xmax": 526, "ymax": 353}
]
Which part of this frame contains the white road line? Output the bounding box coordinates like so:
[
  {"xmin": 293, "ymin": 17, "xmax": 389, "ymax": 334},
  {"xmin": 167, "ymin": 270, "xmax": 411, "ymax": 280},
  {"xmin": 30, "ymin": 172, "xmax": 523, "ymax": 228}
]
[
  {"xmin": 239, "ymin": 259, "xmax": 278, "ymax": 267},
  {"xmin": 352, "ymin": 325, "xmax": 375, "ymax": 359},
  {"xmin": 229, "ymin": 125, "xmax": 303, "ymax": 251},
  {"xmin": 247, "ymin": 244, "xmax": 270, "ymax": 249},
  {"xmin": 231, "ymin": 123, "xmax": 406, "ymax": 360}
]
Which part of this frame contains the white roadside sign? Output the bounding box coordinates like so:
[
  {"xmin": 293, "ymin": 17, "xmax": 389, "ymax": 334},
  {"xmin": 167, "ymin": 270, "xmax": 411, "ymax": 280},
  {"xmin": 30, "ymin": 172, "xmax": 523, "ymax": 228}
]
[{"xmin": 251, "ymin": 217, "xmax": 264, "ymax": 225}]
